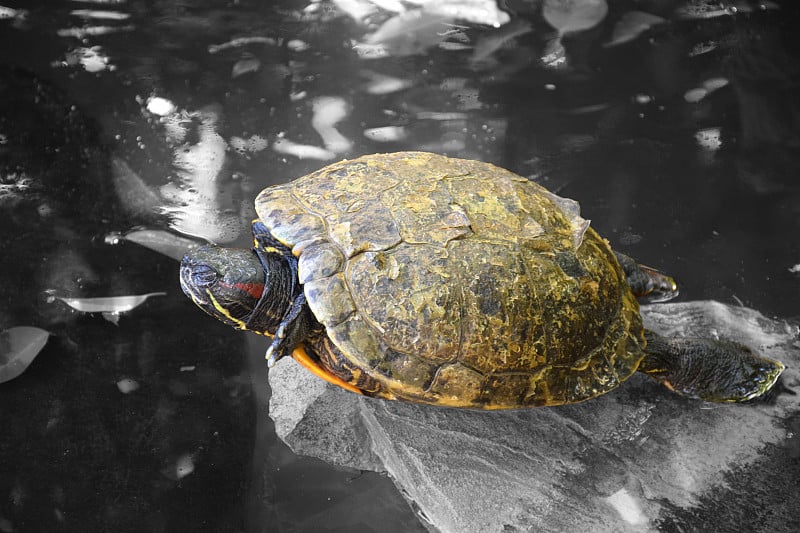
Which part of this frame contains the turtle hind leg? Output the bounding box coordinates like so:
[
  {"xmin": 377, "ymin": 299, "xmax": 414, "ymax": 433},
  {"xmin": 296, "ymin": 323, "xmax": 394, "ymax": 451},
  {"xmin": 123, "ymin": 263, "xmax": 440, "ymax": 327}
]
[
  {"xmin": 639, "ymin": 330, "xmax": 785, "ymax": 402},
  {"xmin": 614, "ymin": 252, "xmax": 679, "ymax": 302}
]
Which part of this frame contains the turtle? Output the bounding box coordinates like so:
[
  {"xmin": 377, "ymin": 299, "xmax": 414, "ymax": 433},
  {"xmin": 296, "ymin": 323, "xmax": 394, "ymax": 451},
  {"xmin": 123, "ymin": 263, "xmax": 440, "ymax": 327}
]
[{"xmin": 180, "ymin": 152, "xmax": 784, "ymax": 408}]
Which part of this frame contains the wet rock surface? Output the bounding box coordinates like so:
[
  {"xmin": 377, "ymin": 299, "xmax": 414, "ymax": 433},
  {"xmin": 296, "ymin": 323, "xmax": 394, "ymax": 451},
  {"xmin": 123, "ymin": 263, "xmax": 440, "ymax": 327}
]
[{"xmin": 269, "ymin": 301, "xmax": 800, "ymax": 533}]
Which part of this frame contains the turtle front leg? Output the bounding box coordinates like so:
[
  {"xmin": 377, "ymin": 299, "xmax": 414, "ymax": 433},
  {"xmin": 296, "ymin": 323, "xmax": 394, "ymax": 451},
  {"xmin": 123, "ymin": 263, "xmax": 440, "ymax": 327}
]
[
  {"xmin": 639, "ymin": 330, "xmax": 785, "ymax": 402},
  {"xmin": 615, "ymin": 252, "xmax": 679, "ymax": 302},
  {"xmin": 265, "ymin": 292, "xmax": 320, "ymax": 367}
]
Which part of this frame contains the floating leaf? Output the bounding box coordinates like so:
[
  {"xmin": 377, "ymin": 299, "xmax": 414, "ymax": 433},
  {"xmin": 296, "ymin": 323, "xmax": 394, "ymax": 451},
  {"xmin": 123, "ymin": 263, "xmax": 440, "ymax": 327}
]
[
  {"xmin": 146, "ymin": 96, "xmax": 176, "ymax": 116},
  {"xmin": 111, "ymin": 157, "xmax": 163, "ymax": 219},
  {"xmin": 683, "ymin": 78, "xmax": 730, "ymax": 104},
  {"xmin": 55, "ymin": 292, "xmax": 167, "ymax": 314},
  {"xmin": 311, "ymin": 97, "xmax": 353, "ymax": 154},
  {"xmin": 332, "ymin": 0, "xmax": 378, "ymax": 23},
  {"xmin": 286, "ymin": 39, "xmax": 309, "ymax": 52},
  {"xmin": 362, "ymin": 71, "xmax": 414, "ymax": 95},
  {"xmin": 605, "ymin": 11, "xmax": 666, "ymax": 47},
  {"xmin": 365, "ymin": 9, "xmax": 453, "ymax": 56},
  {"xmin": 272, "ymin": 138, "xmax": 336, "ymax": 160},
  {"xmin": 542, "ymin": 0, "xmax": 608, "ymax": 35},
  {"xmin": 421, "ymin": 0, "xmax": 510, "ymax": 27},
  {"xmin": 675, "ymin": 0, "xmax": 779, "ymax": 20},
  {"xmin": 117, "ymin": 378, "xmax": 140, "ymax": 393},
  {"xmin": 112, "ymin": 228, "xmax": 205, "ymax": 261},
  {"xmin": 161, "ymin": 453, "xmax": 196, "ymax": 480},
  {"xmin": 366, "ymin": 10, "xmax": 447, "ymax": 43},
  {"xmin": 688, "ymin": 40, "xmax": 718, "ymax": 57},
  {"xmin": 0, "ymin": 6, "xmax": 21, "ymax": 19},
  {"xmin": 695, "ymin": 127, "xmax": 721, "ymax": 151},
  {"xmin": 63, "ymin": 46, "xmax": 112, "ymax": 73},
  {"xmin": 0, "ymin": 327, "xmax": 50, "ymax": 384},
  {"xmin": 102, "ymin": 312, "xmax": 121, "ymax": 326},
  {"xmin": 702, "ymin": 77, "xmax": 729, "ymax": 92},
  {"xmin": 369, "ymin": 0, "xmax": 406, "ymax": 13},
  {"xmin": 363, "ymin": 126, "xmax": 408, "ymax": 142},
  {"xmin": 229, "ymin": 134, "xmax": 269, "ymax": 154},
  {"xmin": 56, "ymin": 24, "xmax": 135, "ymax": 39},
  {"xmin": 541, "ymin": 37, "xmax": 567, "ymax": 68},
  {"xmin": 157, "ymin": 107, "xmax": 245, "ymax": 244},
  {"xmin": 353, "ymin": 42, "xmax": 390, "ymax": 59},
  {"xmin": 684, "ymin": 87, "xmax": 707, "ymax": 103},
  {"xmin": 208, "ymin": 36, "xmax": 276, "ymax": 54},
  {"xmin": 174, "ymin": 454, "xmax": 195, "ymax": 478},
  {"xmin": 69, "ymin": 9, "xmax": 131, "ymax": 21},
  {"xmin": 472, "ymin": 19, "xmax": 533, "ymax": 62},
  {"xmin": 232, "ymin": 57, "xmax": 261, "ymax": 78}
]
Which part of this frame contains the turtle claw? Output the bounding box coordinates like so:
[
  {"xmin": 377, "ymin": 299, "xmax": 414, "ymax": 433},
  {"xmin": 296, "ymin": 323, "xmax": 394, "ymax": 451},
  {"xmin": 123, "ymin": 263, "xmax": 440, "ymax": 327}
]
[
  {"xmin": 265, "ymin": 292, "xmax": 314, "ymax": 368},
  {"xmin": 265, "ymin": 328, "xmax": 294, "ymax": 367},
  {"xmin": 265, "ymin": 345, "xmax": 283, "ymax": 367}
]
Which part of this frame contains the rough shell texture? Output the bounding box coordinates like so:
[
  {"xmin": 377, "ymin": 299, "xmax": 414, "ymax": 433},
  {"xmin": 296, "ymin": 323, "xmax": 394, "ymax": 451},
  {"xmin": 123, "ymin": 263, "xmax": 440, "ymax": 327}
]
[{"xmin": 255, "ymin": 152, "xmax": 644, "ymax": 408}]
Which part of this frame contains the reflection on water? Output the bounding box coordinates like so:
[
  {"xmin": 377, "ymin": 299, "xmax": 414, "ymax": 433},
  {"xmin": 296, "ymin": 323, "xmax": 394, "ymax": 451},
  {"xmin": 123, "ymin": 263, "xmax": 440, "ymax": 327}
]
[{"xmin": 1, "ymin": 0, "xmax": 798, "ymax": 531}]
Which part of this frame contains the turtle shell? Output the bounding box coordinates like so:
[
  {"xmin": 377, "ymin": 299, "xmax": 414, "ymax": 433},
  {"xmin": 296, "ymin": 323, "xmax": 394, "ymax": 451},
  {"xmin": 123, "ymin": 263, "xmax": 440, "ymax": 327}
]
[{"xmin": 256, "ymin": 152, "xmax": 644, "ymax": 408}]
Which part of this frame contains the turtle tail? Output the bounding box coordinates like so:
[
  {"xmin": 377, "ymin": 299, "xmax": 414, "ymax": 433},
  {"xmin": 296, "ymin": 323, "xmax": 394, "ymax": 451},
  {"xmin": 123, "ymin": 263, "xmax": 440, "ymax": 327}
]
[{"xmin": 639, "ymin": 330, "xmax": 785, "ymax": 402}]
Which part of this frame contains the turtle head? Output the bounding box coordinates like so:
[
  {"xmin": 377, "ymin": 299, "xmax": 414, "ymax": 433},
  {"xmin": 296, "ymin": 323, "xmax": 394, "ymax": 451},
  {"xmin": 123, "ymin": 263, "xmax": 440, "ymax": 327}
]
[{"xmin": 180, "ymin": 245, "xmax": 267, "ymax": 331}]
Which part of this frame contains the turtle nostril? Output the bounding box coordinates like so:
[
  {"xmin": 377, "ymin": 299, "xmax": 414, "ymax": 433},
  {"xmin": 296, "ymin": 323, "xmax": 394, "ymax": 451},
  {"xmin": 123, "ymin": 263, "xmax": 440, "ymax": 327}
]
[{"xmin": 191, "ymin": 264, "xmax": 219, "ymax": 288}]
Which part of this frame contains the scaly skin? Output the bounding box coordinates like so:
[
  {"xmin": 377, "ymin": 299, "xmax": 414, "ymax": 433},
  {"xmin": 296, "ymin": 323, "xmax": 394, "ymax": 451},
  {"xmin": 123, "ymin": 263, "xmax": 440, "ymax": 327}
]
[
  {"xmin": 640, "ymin": 331, "xmax": 784, "ymax": 402},
  {"xmin": 180, "ymin": 152, "xmax": 786, "ymax": 408}
]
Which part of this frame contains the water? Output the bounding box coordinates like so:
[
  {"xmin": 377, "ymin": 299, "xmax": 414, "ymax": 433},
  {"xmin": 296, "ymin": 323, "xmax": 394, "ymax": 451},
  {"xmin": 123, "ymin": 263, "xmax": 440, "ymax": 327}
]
[{"xmin": 1, "ymin": 1, "xmax": 798, "ymax": 531}]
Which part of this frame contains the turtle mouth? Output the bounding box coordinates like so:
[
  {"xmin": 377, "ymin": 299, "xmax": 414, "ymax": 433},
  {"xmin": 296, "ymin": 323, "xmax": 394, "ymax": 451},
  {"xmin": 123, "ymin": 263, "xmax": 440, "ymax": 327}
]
[{"xmin": 179, "ymin": 260, "xmax": 212, "ymax": 306}]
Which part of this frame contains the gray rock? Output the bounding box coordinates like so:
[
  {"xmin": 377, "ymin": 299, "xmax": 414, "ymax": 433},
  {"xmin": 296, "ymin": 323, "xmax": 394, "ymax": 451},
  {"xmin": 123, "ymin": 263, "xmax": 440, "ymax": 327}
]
[{"xmin": 269, "ymin": 301, "xmax": 800, "ymax": 532}]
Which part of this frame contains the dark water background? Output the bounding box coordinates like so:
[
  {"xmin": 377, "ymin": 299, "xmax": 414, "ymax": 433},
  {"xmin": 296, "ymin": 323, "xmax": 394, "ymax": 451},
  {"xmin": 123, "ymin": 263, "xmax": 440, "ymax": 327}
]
[{"xmin": 1, "ymin": 0, "xmax": 798, "ymax": 531}]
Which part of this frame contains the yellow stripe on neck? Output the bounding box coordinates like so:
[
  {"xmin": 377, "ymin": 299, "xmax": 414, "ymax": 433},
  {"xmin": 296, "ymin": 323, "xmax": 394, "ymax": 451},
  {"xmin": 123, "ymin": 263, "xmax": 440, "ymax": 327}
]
[
  {"xmin": 205, "ymin": 289, "xmax": 258, "ymax": 333},
  {"xmin": 203, "ymin": 289, "xmax": 360, "ymax": 395}
]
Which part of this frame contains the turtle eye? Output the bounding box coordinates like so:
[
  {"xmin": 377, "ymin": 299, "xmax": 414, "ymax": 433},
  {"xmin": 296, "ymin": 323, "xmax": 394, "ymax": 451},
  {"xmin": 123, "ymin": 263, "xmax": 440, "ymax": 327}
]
[{"xmin": 191, "ymin": 264, "xmax": 220, "ymax": 288}]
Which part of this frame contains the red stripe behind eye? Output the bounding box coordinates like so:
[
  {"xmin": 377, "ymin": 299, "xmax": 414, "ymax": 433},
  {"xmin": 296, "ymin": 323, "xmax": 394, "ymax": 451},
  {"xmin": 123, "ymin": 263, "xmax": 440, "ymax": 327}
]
[
  {"xmin": 235, "ymin": 282, "xmax": 265, "ymax": 299},
  {"xmin": 219, "ymin": 281, "xmax": 265, "ymax": 299}
]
